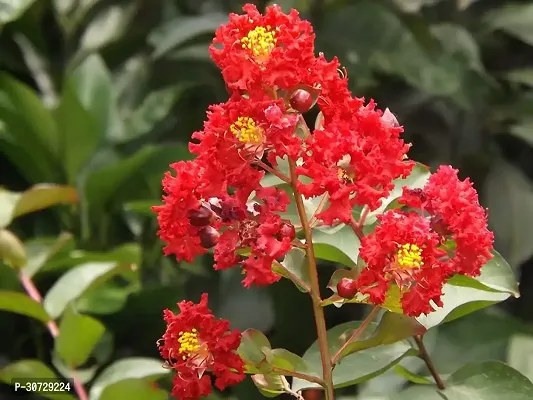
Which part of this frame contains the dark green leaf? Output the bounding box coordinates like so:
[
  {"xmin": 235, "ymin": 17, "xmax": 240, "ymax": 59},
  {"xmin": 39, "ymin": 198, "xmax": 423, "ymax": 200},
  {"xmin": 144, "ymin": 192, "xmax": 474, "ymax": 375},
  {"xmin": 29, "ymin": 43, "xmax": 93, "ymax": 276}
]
[
  {"xmin": 273, "ymin": 248, "xmax": 310, "ymax": 293},
  {"xmin": 54, "ymin": 82, "xmax": 100, "ymax": 183},
  {"xmin": 88, "ymin": 358, "xmax": 168, "ymax": 400},
  {"xmin": 0, "ymin": 229, "xmax": 26, "ymax": 268},
  {"xmin": 0, "ymin": 290, "xmax": 51, "ymax": 322},
  {"xmin": 0, "ymin": 185, "xmax": 77, "ymax": 228},
  {"xmin": 312, "ymin": 224, "xmax": 360, "ymax": 266},
  {"xmin": 99, "ymin": 379, "xmax": 168, "ymax": 400},
  {"xmin": 0, "ymin": 359, "xmax": 75, "ymax": 400},
  {"xmin": 441, "ymin": 361, "xmax": 533, "ymax": 399},
  {"xmin": 509, "ymin": 120, "xmax": 533, "ymax": 147},
  {"xmin": 150, "ymin": 13, "xmax": 229, "ymax": 59},
  {"xmin": 43, "ymin": 262, "xmax": 121, "ymax": 319},
  {"xmin": 506, "ymin": 69, "xmax": 533, "ymax": 88},
  {"xmin": 484, "ymin": 4, "xmax": 533, "ymax": 46},
  {"xmin": 394, "ymin": 365, "xmax": 433, "ymax": 385},
  {"xmin": 56, "ymin": 308, "xmax": 105, "ymax": 368}
]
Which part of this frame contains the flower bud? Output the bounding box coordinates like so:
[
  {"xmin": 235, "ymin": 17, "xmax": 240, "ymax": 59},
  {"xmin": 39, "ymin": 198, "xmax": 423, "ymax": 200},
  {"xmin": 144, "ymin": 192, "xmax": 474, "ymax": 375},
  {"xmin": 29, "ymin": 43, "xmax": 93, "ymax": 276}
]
[
  {"xmin": 188, "ymin": 205, "xmax": 214, "ymax": 227},
  {"xmin": 290, "ymin": 89, "xmax": 314, "ymax": 113},
  {"xmin": 277, "ymin": 221, "xmax": 296, "ymax": 241},
  {"xmin": 337, "ymin": 277, "xmax": 358, "ymax": 299},
  {"xmin": 198, "ymin": 226, "xmax": 220, "ymax": 249}
]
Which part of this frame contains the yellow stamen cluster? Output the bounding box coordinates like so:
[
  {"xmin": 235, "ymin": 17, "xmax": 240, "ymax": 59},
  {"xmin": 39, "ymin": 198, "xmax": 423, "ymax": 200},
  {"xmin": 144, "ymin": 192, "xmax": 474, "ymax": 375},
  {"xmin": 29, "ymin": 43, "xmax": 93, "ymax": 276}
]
[
  {"xmin": 397, "ymin": 244, "xmax": 424, "ymax": 269},
  {"xmin": 230, "ymin": 117, "xmax": 263, "ymax": 144},
  {"xmin": 241, "ymin": 26, "xmax": 277, "ymax": 58},
  {"xmin": 337, "ymin": 168, "xmax": 355, "ymax": 183},
  {"xmin": 178, "ymin": 328, "xmax": 200, "ymax": 360}
]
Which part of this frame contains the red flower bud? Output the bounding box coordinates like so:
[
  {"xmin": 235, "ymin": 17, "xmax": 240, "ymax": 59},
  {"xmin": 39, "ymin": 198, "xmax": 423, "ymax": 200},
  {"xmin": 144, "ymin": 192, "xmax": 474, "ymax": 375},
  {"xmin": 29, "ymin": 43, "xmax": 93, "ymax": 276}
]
[
  {"xmin": 290, "ymin": 89, "xmax": 314, "ymax": 113},
  {"xmin": 277, "ymin": 221, "xmax": 296, "ymax": 241},
  {"xmin": 188, "ymin": 205, "xmax": 214, "ymax": 227},
  {"xmin": 337, "ymin": 277, "xmax": 358, "ymax": 299},
  {"xmin": 198, "ymin": 226, "xmax": 220, "ymax": 249}
]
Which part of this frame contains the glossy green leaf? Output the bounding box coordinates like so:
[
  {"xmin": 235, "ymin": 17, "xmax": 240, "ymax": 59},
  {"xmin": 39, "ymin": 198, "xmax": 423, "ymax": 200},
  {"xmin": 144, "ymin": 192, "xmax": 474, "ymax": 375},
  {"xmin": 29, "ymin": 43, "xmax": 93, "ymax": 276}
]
[
  {"xmin": 484, "ymin": 3, "xmax": 533, "ymax": 46},
  {"xmin": 76, "ymin": 283, "xmax": 134, "ymax": 315},
  {"xmin": 251, "ymin": 374, "xmax": 284, "ymax": 398},
  {"xmin": 0, "ymin": 290, "xmax": 51, "ymax": 322},
  {"xmin": 71, "ymin": 54, "xmax": 113, "ymax": 141},
  {"xmin": 99, "ymin": 379, "xmax": 168, "ymax": 400},
  {"xmin": 292, "ymin": 320, "xmax": 417, "ymax": 391},
  {"xmin": 0, "ymin": 0, "xmax": 38, "ymax": 24},
  {"xmin": 0, "ymin": 359, "xmax": 75, "ymax": 400},
  {"xmin": 365, "ymin": 162, "xmax": 430, "ymax": 225},
  {"xmin": 0, "ymin": 185, "xmax": 78, "ymax": 228},
  {"xmin": 88, "ymin": 357, "xmax": 168, "ymax": 400},
  {"xmin": 54, "ymin": 82, "xmax": 100, "ymax": 183},
  {"xmin": 150, "ymin": 13, "xmax": 229, "ymax": 59},
  {"xmin": 43, "ymin": 262, "xmax": 121, "ymax": 319},
  {"xmin": 474, "ymin": 250, "xmax": 519, "ymax": 296},
  {"xmin": 23, "ymin": 232, "xmax": 75, "ymax": 277},
  {"xmin": 238, "ymin": 329, "xmax": 272, "ymax": 372},
  {"xmin": 441, "ymin": 361, "xmax": 533, "ymax": 399},
  {"xmin": 56, "ymin": 308, "xmax": 105, "ymax": 368},
  {"xmin": 0, "ymin": 229, "xmax": 26, "ymax": 268},
  {"xmin": 394, "ymin": 365, "xmax": 433, "ymax": 384},
  {"xmin": 263, "ymin": 348, "xmax": 319, "ymax": 380},
  {"xmin": 273, "ymin": 248, "xmax": 310, "ymax": 292},
  {"xmin": 85, "ymin": 146, "xmax": 159, "ymax": 213},
  {"xmin": 312, "ymin": 224, "xmax": 360, "ymax": 266},
  {"xmin": 336, "ymin": 313, "xmax": 426, "ymax": 360},
  {"xmin": 507, "ymin": 334, "xmax": 533, "ymax": 382}
]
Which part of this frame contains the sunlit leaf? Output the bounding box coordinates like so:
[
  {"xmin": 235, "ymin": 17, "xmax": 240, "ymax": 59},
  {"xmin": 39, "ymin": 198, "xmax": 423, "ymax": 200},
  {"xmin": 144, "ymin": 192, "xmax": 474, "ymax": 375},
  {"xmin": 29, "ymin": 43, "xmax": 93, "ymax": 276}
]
[
  {"xmin": 0, "ymin": 290, "xmax": 51, "ymax": 322},
  {"xmin": 0, "ymin": 229, "xmax": 26, "ymax": 268}
]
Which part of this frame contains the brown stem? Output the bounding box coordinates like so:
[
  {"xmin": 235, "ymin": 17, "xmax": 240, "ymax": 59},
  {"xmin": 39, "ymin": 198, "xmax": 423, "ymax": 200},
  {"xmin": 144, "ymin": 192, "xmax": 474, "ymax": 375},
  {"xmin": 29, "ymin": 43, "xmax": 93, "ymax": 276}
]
[
  {"xmin": 348, "ymin": 205, "xmax": 370, "ymax": 241},
  {"xmin": 331, "ymin": 306, "xmax": 379, "ymax": 365},
  {"xmin": 19, "ymin": 271, "xmax": 89, "ymax": 400},
  {"xmin": 254, "ymin": 159, "xmax": 291, "ymax": 184},
  {"xmin": 414, "ymin": 335, "xmax": 445, "ymax": 390},
  {"xmin": 272, "ymin": 367, "xmax": 325, "ymax": 386},
  {"xmin": 309, "ymin": 193, "xmax": 329, "ymax": 228},
  {"xmin": 288, "ymin": 160, "xmax": 335, "ymax": 400}
]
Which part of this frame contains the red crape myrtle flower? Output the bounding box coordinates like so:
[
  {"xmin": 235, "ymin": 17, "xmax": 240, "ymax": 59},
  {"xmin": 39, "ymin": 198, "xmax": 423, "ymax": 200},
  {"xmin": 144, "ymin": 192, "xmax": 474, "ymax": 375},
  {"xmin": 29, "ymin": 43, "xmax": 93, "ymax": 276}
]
[
  {"xmin": 213, "ymin": 187, "xmax": 295, "ymax": 287},
  {"xmin": 355, "ymin": 210, "xmax": 449, "ymax": 317},
  {"xmin": 297, "ymin": 99, "xmax": 414, "ymax": 224},
  {"xmin": 152, "ymin": 159, "xmax": 228, "ymax": 263},
  {"xmin": 189, "ymin": 94, "xmax": 300, "ymax": 185},
  {"xmin": 159, "ymin": 293, "xmax": 244, "ymax": 400},
  {"xmin": 210, "ymin": 4, "xmax": 316, "ymax": 91},
  {"xmin": 400, "ymin": 165, "xmax": 494, "ymax": 277}
]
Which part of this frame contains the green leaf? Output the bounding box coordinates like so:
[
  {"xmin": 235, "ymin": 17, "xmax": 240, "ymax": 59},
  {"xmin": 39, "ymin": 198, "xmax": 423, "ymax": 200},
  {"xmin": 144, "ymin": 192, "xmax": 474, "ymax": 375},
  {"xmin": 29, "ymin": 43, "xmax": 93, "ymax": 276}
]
[
  {"xmin": 0, "ymin": 0, "xmax": 38, "ymax": 25},
  {"xmin": 251, "ymin": 374, "xmax": 284, "ymax": 398},
  {"xmin": 312, "ymin": 224, "xmax": 360, "ymax": 267},
  {"xmin": 475, "ymin": 250, "xmax": 519, "ymax": 296},
  {"xmin": 0, "ymin": 229, "xmax": 26, "ymax": 268},
  {"xmin": 506, "ymin": 69, "xmax": 533, "ymax": 88},
  {"xmin": 0, "ymin": 185, "xmax": 78, "ymax": 228},
  {"xmin": 291, "ymin": 321, "xmax": 417, "ymax": 391},
  {"xmin": 0, "ymin": 359, "xmax": 75, "ymax": 400},
  {"xmin": 23, "ymin": 232, "xmax": 75, "ymax": 277},
  {"xmin": 85, "ymin": 146, "xmax": 159, "ymax": 213},
  {"xmin": 264, "ymin": 348, "xmax": 320, "ymax": 380},
  {"xmin": 56, "ymin": 308, "xmax": 105, "ymax": 368},
  {"xmin": 0, "ymin": 290, "xmax": 51, "ymax": 322},
  {"xmin": 54, "ymin": 81, "xmax": 100, "ymax": 183},
  {"xmin": 365, "ymin": 162, "xmax": 430, "ymax": 225},
  {"xmin": 71, "ymin": 54, "xmax": 114, "ymax": 142},
  {"xmin": 507, "ymin": 334, "xmax": 533, "ymax": 382},
  {"xmin": 99, "ymin": 379, "xmax": 168, "ymax": 400},
  {"xmin": 441, "ymin": 361, "xmax": 533, "ymax": 399},
  {"xmin": 150, "ymin": 13, "xmax": 229, "ymax": 59},
  {"xmin": 88, "ymin": 357, "xmax": 168, "ymax": 400},
  {"xmin": 43, "ymin": 261, "xmax": 121, "ymax": 319},
  {"xmin": 394, "ymin": 365, "xmax": 433, "ymax": 385},
  {"xmin": 484, "ymin": 4, "xmax": 533, "ymax": 46},
  {"xmin": 336, "ymin": 313, "xmax": 426, "ymax": 360},
  {"xmin": 509, "ymin": 120, "xmax": 533, "ymax": 148},
  {"xmin": 238, "ymin": 329, "xmax": 272, "ymax": 372},
  {"xmin": 273, "ymin": 248, "xmax": 310, "ymax": 292},
  {"xmin": 76, "ymin": 283, "xmax": 134, "ymax": 315}
]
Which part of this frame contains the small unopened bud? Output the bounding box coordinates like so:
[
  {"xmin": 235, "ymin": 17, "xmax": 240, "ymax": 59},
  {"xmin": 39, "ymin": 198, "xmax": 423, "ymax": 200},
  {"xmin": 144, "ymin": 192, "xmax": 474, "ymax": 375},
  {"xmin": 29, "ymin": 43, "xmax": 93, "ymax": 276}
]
[
  {"xmin": 382, "ymin": 108, "xmax": 400, "ymax": 127},
  {"xmin": 277, "ymin": 221, "xmax": 296, "ymax": 241},
  {"xmin": 290, "ymin": 89, "xmax": 314, "ymax": 113},
  {"xmin": 198, "ymin": 226, "xmax": 220, "ymax": 249},
  {"xmin": 337, "ymin": 277, "xmax": 358, "ymax": 299},
  {"xmin": 188, "ymin": 205, "xmax": 214, "ymax": 227}
]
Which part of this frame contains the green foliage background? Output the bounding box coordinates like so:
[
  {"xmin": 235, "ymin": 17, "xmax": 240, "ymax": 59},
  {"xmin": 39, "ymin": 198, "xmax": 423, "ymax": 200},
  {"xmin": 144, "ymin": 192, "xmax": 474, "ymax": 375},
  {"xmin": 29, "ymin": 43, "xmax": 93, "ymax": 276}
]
[{"xmin": 0, "ymin": 0, "xmax": 533, "ymax": 399}]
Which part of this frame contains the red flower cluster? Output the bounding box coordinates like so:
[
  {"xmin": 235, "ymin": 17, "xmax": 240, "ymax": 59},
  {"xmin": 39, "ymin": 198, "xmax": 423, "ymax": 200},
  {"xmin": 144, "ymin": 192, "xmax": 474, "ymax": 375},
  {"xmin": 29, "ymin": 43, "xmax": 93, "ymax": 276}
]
[
  {"xmin": 158, "ymin": 294, "xmax": 244, "ymax": 400},
  {"xmin": 352, "ymin": 166, "xmax": 494, "ymax": 316}
]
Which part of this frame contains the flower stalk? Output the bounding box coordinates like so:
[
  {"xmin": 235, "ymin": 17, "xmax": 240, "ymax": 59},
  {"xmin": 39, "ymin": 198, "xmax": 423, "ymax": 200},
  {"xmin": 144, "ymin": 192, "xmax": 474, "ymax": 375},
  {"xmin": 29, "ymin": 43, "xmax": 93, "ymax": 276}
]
[{"xmin": 414, "ymin": 335, "xmax": 445, "ymax": 390}]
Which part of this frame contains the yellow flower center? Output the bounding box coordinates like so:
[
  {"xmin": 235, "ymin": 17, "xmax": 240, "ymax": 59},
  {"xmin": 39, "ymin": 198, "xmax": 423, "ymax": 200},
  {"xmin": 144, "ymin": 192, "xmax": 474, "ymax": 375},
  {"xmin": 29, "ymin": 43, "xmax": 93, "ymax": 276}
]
[
  {"xmin": 397, "ymin": 243, "xmax": 424, "ymax": 269},
  {"xmin": 230, "ymin": 117, "xmax": 263, "ymax": 144},
  {"xmin": 240, "ymin": 26, "xmax": 277, "ymax": 58},
  {"xmin": 338, "ymin": 168, "xmax": 355, "ymax": 183},
  {"xmin": 178, "ymin": 329, "xmax": 201, "ymax": 361}
]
